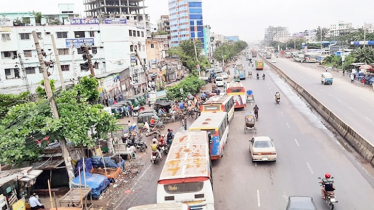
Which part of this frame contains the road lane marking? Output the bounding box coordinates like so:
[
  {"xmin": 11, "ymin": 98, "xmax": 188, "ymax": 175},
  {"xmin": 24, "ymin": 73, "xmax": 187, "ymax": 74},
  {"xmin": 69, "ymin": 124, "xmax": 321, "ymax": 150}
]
[
  {"xmin": 359, "ymin": 97, "xmax": 365, "ymax": 100},
  {"xmin": 286, "ymin": 123, "xmax": 290, "ymax": 129},
  {"xmin": 349, "ymin": 107, "xmax": 355, "ymax": 111},
  {"xmin": 365, "ymin": 117, "xmax": 372, "ymax": 122},
  {"xmin": 282, "ymin": 191, "xmax": 288, "ymax": 201},
  {"xmin": 257, "ymin": 190, "xmax": 261, "ymax": 207},
  {"xmin": 268, "ymin": 87, "xmax": 271, "ymax": 90},
  {"xmin": 328, "ymin": 94, "xmax": 332, "ymax": 96},
  {"xmin": 294, "ymin": 139, "xmax": 300, "ymax": 147},
  {"xmin": 308, "ymin": 82, "xmax": 311, "ymax": 84},
  {"xmin": 281, "ymin": 112, "xmax": 284, "ymax": 116},
  {"xmin": 314, "ymin": 85, "xmax": 317, "ymax": 87},
  {"xmin": 306, "ymin": 162, "xmax": 314, "ymax": 174},
  {"xmin": 337, "ymin": 99, "xmax": 341, "ymax": 103},
  {"xmin": 254, "ymin": 163, "xmax": 257, "ymax": 167},
  {"xmin": 320, "ymin": 89, "xmax": 324, "ymax": 92}
]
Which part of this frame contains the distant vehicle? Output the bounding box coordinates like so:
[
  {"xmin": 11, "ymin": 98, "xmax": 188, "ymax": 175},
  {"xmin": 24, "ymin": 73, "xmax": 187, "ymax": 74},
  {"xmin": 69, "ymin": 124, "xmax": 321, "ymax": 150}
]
[
  {"xmin": 271, "ymin": 59, "xmax": 276, "ymax": 63},
  {"xmin": 221, "ymin": 72, "xmax": 229, "ymax": 79},
  {"xmin": 293, "ymin": 53, "xmax": 305, "ymax": 62},
  {"xmin": 255, "ymin": 60, "xmax": 264, "ymax": 70},
  {"xmin": 249, "ymin": 136, "xmax": 277, "ymax": 162},
  {"xmin": 285, "ymin": 52, "xmax": 292, "ymax": 58},
  {"xmin": 215, "ymin": 77, "xmax": 224, "ymax": 87},
  {"xmin": 236, "ymin": 64, "xmax": 246, "ymax": 79},
  {"xmin": 215, "ymin": 67, "xmax": 223, "ymax": 73},
  {"xmin": 227, "ymin": 82, "xmax": 246, "ymax": 109},
  {"xmin": 304, "ymin": 53, "xmax": 318, "ymax": 63},
  {"xmin": 252, "ymin": 50, "xmax": 257, "ymax": 58},
  {"xmin": 321, "ymin": 72, "xmax": 333, "ymax": 85},
  {"xmin": 286, "ymin": 196, "xmax": 317, "ymax": 210},
  {"xmin": 266, "ymin": 53, "xmax": 272, "ymax": 59}
]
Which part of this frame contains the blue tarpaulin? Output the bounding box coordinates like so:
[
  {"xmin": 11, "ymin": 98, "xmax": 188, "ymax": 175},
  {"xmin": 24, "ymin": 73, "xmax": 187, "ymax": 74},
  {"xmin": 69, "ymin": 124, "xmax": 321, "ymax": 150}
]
[
  {"xmin": 91, "ymin": 156, "xmax": 124, "ymax": 170},
  {"xmin": 72, "ymin": 172, "xmax": 110, "ymax": 199},
  {"xmin": 74, "ymin": 158, "xmax": 93, "ymax": 177}
]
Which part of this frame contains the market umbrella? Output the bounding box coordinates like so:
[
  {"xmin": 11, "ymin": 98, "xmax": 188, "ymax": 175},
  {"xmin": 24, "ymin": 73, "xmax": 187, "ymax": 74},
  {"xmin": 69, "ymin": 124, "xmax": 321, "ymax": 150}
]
[{"xmin": 359, "ymin": 65, "xmax": 373, "ymax": 70}]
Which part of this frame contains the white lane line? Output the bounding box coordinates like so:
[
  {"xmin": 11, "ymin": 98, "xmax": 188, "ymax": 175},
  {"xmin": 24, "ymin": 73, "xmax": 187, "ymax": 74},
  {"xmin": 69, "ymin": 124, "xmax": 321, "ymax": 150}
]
[
  {"xmin": 349, "ymin": 107, "xmax": 355, "ymax": 111},
  {"xmin": 254, "ymin": 163, "xmax": 257, "ymax": 167},
  {"xmin": 308, "ymin": 82, "xmax": 311, "ymax": 84},
  {"xmin": 337, "ymin": 99, "xmax": 342, "ymax": 103},
  {"xmin": 257, "ymin": 190, "xmax": 261, "ymax": 207},
  {"xmin": 270, "ymin": 91, "xmax": 273, "ymax": 95},
  {"xmin": 306, "ymin": 162, "xmax": 314, "ymax": 174},
  {"xmin": 314, "ymin": 85, "xmax": 317, "ymax": 87},
  {"xmin": 320, "ymin": 89, "xmax": 324, "ymax": 92},
  {"xmin": 365, "ymin": 117, "xmax": 372, "ymax": 122},
  {"xmin": 268, "ymin": 87, "xmax": 271, "ymax": 90},
  {"xmin": 294, "ymin": 139, "xmax": 300, "ymax": 147},
  {"xmin": 359, "ymin": 97, "xmax": 366, "ymax": 100},
  {"xmin": 328, "ymin": 93, "xmax": 332, "ymax": 96},
  {"xmin": 286, "ymin": 123, "xmax": 290, "ymax": 129},
  {"xmin": 130, "ymin": 163, "xmax": 152, "ymax": 191},
  {"xmin": 281, "ymin": 112, "xmax": 284, "ymax": 116}
]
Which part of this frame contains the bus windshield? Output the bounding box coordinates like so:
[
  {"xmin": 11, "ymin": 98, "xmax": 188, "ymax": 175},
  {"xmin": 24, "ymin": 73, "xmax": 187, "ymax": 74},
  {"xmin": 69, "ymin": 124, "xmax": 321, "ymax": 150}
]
[{"xmin": 228, "ymin": 88, "xmax": 244, "ymax": 93}]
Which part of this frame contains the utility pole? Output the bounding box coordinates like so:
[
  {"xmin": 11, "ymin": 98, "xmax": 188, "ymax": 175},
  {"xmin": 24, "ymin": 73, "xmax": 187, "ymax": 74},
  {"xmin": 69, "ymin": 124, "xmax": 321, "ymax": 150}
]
[
  {"xmin": 32, "ymin": 31, "xmax": 75, "ymax": 185},
  {"xmin": 70, "ymin": 42, "xmax": 77, "ymax": 83},
  {"xmin": 18, "ymin": 53, "xmax": 30, "ymax": 93},
  {"xmin": 82, "ymin": 44, "xmax": 95, "ymax": 76},
  {"xmin": 134, "ymin": 47, "xmax": 149, "ymax": 95},
  {"xmin": 51, "ymin": 34, "xmax": 66, "ymax": 90}
]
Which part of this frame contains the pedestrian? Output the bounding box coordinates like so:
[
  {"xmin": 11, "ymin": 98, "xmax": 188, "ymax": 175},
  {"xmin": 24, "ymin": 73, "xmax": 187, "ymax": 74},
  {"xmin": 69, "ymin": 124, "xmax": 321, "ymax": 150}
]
[
  {"xmin": 128, "ymin": 120, "xmax": 131, "ymax": 133},
  {"xmin": 128, "ymin": 104, "xmax": 132, "ymax": 116},
  {"xmin": 29, "ymin": 193, "xmax": 45, "ymax": 210},
  {"xmin": 350, "ymin": 74, "xmax": 354, "ymax": 83},
  {"xmin": 123, "ymin": 105, "xmax": 129, "ymax": 117},
  {"xmin": 362, "ymin": 77, "xmax": 365, "ymax": 86}
]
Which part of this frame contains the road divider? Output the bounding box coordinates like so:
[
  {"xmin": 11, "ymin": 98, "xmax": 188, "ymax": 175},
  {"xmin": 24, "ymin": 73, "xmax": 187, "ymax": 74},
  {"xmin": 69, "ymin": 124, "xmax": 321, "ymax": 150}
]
[{"xmin": 263, "ymin": 57, "xmax": 374, "ymax": 167}]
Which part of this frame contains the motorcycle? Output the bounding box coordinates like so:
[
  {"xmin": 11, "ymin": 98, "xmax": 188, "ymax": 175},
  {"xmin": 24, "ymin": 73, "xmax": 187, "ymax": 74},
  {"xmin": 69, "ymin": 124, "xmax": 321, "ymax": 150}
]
[
  {"xmin": 150, "ymin": 151, "xmax": 160, "ymax": 164},
  {"xmin": 145, "ymin": 128, "xmax": 161, "ymax": 137},
  {"xmin": 257, "ymin": 75, "xmax": 259, "ymax": 80},
  {"xmin": 318, "ymin": 177, "xmax": 338, "ymax": 210},
  {"xmin": 150, "ymin": 120, "xmax": 165, "ymax": 130},
  {"xmin": 276, "ymin": 98, "xmax": 280, "ymax": 105},
  {"xmin": 136, "ymin": 137, "xmax": 147, "ymax": 152},
  {"xmin": 263, "ymin": 75, "xmax": 265, "ymax": 80}
]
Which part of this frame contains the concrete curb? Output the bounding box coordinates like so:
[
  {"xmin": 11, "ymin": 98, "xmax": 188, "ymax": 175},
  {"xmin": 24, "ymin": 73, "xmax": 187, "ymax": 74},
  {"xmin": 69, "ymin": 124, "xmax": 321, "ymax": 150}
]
[{"xmin": 263, "ymin": 57, "xmax": 374, "ymax": 167}]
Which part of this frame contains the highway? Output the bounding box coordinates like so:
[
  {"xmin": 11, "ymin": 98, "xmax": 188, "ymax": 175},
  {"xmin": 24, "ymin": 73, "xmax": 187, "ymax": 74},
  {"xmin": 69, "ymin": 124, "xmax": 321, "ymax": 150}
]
[
  {"xmin": 117, "ymin": 55, "xmax": 374, "ymax": 210},
  {"xmin": 270, "ymin": 57, "xmax": 374, "ymax": 144}
]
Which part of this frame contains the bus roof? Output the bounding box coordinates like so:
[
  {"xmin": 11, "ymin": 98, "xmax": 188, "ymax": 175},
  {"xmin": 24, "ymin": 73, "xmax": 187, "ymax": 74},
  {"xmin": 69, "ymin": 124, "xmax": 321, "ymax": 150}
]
[
  {"xmin": 203, "ymin": 95, "xmax": 233, "ymax": 105},
  {"xmin": 227, "ymin": 82, "xmax": 244, "ymax": 88},
  {"xmin": 159, "ymin": 131, "xmax": 210, "ymax": 181},
  {"xmin": 128, "ymin": 203, "xmax": 189, "ymax": 210},
  {"xmin": 189, "ymin": 112, "xmax": 227, "ymax": 130}
]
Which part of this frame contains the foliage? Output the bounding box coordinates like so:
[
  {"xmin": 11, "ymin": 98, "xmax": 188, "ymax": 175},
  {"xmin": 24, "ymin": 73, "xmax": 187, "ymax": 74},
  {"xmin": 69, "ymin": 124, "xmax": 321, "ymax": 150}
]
[
  {"xmin": 269, "ymin": 38, "xmax": 304, "ymax": 50},
  {"xmin": 36, "ymin": 79, "xmax": 56, "ymax": 99},
  {"xmin": 214, "ymin": 40, "xmax": 248, "ymax": 62},
  {"xmin": 323, "ymin": 55, "xmax": 342, "ymax": 68},
  {"xmin": 31, "ymin": 11, "xmax": 42, "ymax": 24},
  {"xmin": 0, "ymin": 92, "xmax": 30, "ymax": 118},
  {"xmin": 166, "ymin": 76, "xmax": 205, "ymax": 100},
  {"xmin": 152, "ymin": 31, "xmax": 168, "ymax": 36},
  {"xmin": 0, "ymin": 77, "xmax": 118, "ymax": 165},
  {"xmin": 315, "ymin": 26, "xmax": 328, "ymax": 41},
  {"xmin": 326, "ymin": 31, "xmax": 374, "ymax": 47},
  {"xmin": 342, "ymin": 54, "xmax": 356, "ymax": 70},
  {"xmin": 351, "ymin": 47, "xmax": 374, "ymax": 64}
]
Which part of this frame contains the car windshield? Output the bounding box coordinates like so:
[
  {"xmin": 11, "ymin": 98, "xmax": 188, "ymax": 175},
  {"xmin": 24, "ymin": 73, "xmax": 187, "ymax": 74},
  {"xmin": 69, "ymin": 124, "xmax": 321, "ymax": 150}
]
[
  {"xmin": 216, "ymin": 78, "xmax": 223, "ymax": 81},
  {"xmin": 254, "ymin": 140, "xmax": 273, "ymax": 148}
]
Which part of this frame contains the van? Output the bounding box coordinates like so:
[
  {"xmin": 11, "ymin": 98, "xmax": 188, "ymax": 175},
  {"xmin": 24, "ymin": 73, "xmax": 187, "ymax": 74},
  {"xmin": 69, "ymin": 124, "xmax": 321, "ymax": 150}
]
[
  {"xmin": 321, "ymin": 72, "xmax": 333, "ymax": 85},
  {"xmin": 215, "ymin": 77, "xmax": 224, "ymax": 87}
]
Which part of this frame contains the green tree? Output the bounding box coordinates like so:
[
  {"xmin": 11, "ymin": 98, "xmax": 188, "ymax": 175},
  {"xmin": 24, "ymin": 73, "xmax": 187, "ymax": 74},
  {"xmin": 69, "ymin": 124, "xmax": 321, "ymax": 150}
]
[
  {"xmin": 31, "ymin": 11, "xmax": 42, "ymax": 24},
  {"xmin": 166, "ymin": 76, "xmax": 205, "ymax": 100},
  {"xmin": 36, "ymin": 79, "xmax": 56, "ymax": 99},
  {"xmin": 343, "ymin": 54, "xmax": 356, "ymax": 70},
  {"xmin": 74, "ymin": 75, "xmax": 100, "ymax": 104},
  {"xmin": 0, "ymin": 92, "xmax": 30, "ymax": 118},
  {"xmin": 316, "ymin": 26, "xmax": 328, "ymax": 41},
  {"xmin": 214, "ymin": 40, "xmax": 248, "ymax": 62},
  {"xmin": 352, "ymin": 47, "xmax": 374, "ymax": 64}
]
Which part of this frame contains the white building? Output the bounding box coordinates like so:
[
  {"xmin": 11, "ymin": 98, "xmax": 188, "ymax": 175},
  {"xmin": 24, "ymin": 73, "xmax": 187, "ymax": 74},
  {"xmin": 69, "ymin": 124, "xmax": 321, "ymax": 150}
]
[
  {"xmin": 0, "ymin": 20, "xmax": 148, "ymax": 94},
  {"xmin": 264, "ymin": 26, "xmax": 289, "ymax": 43},
  {"xmin": 329, "ymin": 21, "xmax": 354, "ymax": 37}
]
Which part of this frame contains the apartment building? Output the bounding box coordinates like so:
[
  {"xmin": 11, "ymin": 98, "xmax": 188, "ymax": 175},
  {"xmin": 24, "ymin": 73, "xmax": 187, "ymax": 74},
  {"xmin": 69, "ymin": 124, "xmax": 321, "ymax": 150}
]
[
  {"xmin": 264, "ymin": 26, "xmax": 289, "ymax": 43},
  {"xmin": 203, "ymin": 25, "xmax": 211, "ymax": 57},
  {"xmin": 169, "ymin": 0, "xmax": 204, "ymax": 50},
  {"xmin": 157, "ymin": 15, "xmax": 171, "ymax": 35},
  {"xmin": 0, "ymin": 20, "xmax": 147, "ymax": 93},
  {"xmin": 146, "ymin": 35, "xmax": 169, "ymax": 64},
  {"xmin": 329, "ymin": 21, "xmax": 354, "ymax": 37}
]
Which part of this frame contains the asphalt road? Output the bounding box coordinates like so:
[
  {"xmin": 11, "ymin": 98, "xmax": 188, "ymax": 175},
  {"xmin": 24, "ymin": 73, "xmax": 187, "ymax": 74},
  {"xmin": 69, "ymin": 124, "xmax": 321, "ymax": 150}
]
[
  {"xmin": 117, "ymin": 55, "xmax": 374, "ymax": 210},
  {"xmin": 270, "ymin": 57, "xmax": 374, "ymax": 144},
  {"xmin": 211, "ymin": 55, "xmax": 374, "ymax": 210}
]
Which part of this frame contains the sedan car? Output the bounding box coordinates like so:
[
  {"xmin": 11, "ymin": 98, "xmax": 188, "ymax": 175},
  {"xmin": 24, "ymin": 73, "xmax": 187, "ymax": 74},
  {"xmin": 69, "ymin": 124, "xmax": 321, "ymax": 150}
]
[
  {"xmin": 286, "ymin": 196, "xmax": 317, "ymax": 210},
  {"xmin": 271, "ymin": 59, "xmax": 277, "ymax": 63},
  {"xmin": 221, "ymin": 72, "xmax": 229, "ymax": 79},
  {"xmin": 249, "ymin": 136, "xmax": 277, "ymax": 162}
]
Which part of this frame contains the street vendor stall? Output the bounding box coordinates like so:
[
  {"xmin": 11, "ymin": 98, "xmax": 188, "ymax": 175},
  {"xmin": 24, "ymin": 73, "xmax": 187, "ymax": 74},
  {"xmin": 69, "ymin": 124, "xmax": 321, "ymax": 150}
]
[{"xmin": 59, "ymin": 188, "xmax": 93, "ymax": 209}]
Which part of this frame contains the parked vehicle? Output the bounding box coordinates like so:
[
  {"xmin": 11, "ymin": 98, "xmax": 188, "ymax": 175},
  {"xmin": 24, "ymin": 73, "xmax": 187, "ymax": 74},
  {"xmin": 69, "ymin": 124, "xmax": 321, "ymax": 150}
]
[{"xmin": 215, "ymin": 77, "xmax": 224, "ymax": 87}]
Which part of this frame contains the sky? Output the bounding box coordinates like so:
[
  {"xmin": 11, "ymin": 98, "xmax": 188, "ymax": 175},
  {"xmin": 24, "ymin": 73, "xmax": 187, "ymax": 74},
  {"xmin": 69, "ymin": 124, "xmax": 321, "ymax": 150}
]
[{"xmin": 2, "ymin": 0, "xmax": 374, "ymax": 42}]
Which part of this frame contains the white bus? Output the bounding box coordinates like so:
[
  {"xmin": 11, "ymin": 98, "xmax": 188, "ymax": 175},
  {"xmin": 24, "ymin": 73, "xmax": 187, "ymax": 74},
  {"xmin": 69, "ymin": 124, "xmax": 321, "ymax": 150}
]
[
  {"xmin": 157, "ymin": 131, "xmax": 214, "ymax": 210},
  {"xmin": 201, "ymin": 95, "xmax": 235, "ymax": 122},
  {"xmin": 128, "ymin": 203, "xmax": 190, "ymax": 210}
]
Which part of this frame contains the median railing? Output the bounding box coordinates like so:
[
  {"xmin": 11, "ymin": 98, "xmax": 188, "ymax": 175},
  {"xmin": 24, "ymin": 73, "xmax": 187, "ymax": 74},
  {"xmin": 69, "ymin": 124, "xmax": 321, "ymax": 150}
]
[{"xmin": 262, "ymin": 57, "xmax": 374, "ymax": 166}]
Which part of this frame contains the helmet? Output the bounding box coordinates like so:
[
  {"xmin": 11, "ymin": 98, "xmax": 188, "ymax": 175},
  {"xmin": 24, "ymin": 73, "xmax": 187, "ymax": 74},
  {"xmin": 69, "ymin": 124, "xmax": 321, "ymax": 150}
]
[
  {"xmin": 162, "ymin": 134, "xmax": 165, "ymax": 137},
  {"xmin": 152, "ymin": 139, "xmax": 157, "ymax": 144},
  {"xmin": 325, "ymin": 173, "xmax": 331, "ymax": 179}
]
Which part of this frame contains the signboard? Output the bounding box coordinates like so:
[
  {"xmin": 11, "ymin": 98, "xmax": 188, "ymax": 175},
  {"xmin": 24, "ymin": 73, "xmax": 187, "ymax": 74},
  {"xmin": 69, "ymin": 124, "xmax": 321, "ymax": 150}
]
[
  {"xmin": 131, "ymin": 54, "xmax": 137, "ymax": 66},
  {"xmin": 66, "ymin": 38, "xmax": 94, "ymax": 48},
  {"xmin": 101, "ymin": 73, "xmax": 120, "ymax": 92},
  {"xmin": 149, "ymin": 90, "xmax": 167, "ymax": 104},
  {"xmin": 70, "ymin": 18, "xmax": 99, "ymax": 25},
  {"xmin": 12, "ymin": 198, "xmax": 25, "ymax": 210},
  {"xmin": 105, "ymin": 18, "xmax": 127, "ymax": 24}
]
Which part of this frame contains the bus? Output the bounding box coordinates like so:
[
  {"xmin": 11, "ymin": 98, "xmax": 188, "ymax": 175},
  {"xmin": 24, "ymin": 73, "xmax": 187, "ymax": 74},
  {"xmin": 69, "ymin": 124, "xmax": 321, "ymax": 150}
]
[
  {"xmin": 157, "ymin": 131, "xmax": 214, "ymax": 210},
  {"xmin": 227, "ymin": 82, "xmax": 246, "ymax": 108},
  {"xmin": 189, "ymin": 112, "xmax": 229, "ymax": 160},
  {"xmin": 128, "ymin": 203, "xmax": 190, "ymax": 210},
  {"xmin": 235, "ymin": 64, "xmax": 246, "ymax": 79},
  {"xmin": 201, "ymin": 95, "xmax": 235, "ymax": 122},
  {"xmin": 255, "ymin": 60, "xmax": 264, "ymax": 70}
]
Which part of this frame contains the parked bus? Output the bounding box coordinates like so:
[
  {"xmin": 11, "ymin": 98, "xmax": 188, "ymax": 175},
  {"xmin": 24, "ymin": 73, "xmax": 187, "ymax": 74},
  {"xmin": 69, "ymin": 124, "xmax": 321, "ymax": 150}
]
[
  {"xmin": 128, "ymin": 203, "xmax": 190, "ymax": 210},
  {"xmin": 226, "ymin": 82, "xmax": 246, "ymax": 108},
  {"xmin": 255, "ymin": 59, "xmax": 264, "ymax": 70},
  {"xmin": 201, "ymin": 95, "xmax": 235, "ymax": 122},
  {"xmin": 157, "ymin": 131, "xmax": 214, "ymax": 210},
  {"xmin": 252, "ymin": 50, "xmax": 257, "ymax": 58},
  {"xmin": 189, "ymin": 112, "xmax": 229, "ymax": 160},
  {"xmin": 237, "ymin": 64, "xmax": 246, "ymax": 79}
]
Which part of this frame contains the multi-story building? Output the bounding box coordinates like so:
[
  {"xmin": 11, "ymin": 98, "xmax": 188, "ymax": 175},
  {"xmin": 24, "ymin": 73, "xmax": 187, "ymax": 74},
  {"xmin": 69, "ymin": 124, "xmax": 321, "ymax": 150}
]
[
  {"xmin": 169, "ymin": 0, "xmax": 204, "ymax": 50},
  {"xmin": 146, "ymin": 35, "xmax": 169, "ymax": 64},
  {"xmin": 83, "ymin": 0, "xmax": 151, "ymax": 38},
  {"xmin": 329, "ymin": 21, "xmax": 353, "ymax": 37},
  {"xmin": 203, "ymin": 25, "xmax": 211, "ymax": 57},
  {"xmin": 264, "ymin": 26, "xmax": 289, "ymax": 43},
  {"xmin": 0, "ymin": 19, "xmax": 147, "ymax": 94},
  {"xmin": 157, "ymin": 15, "xmax": 170, "ymax": 35}
]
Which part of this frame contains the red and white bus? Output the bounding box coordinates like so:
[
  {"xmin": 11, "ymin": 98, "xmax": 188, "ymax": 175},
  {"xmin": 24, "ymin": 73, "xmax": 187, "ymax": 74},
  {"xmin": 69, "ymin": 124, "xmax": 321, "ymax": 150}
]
[{"xmin": 227, "ymin": 82, "xmax": 246, "ymax": 108}]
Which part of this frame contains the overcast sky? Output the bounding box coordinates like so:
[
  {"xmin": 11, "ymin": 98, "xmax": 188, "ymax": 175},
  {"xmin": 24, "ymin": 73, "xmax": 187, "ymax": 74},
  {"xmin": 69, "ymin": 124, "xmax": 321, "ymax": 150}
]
[{"xmin": 2, "ymin": 0, "xmax": 374, "ymax": 41}]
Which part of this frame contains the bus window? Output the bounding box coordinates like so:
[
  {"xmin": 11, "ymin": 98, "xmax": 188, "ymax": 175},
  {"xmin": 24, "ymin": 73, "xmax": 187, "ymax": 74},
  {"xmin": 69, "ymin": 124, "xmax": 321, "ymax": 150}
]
[{"xmin": 228, "ymin": 88, "xmax": 243, "ymax": 93}]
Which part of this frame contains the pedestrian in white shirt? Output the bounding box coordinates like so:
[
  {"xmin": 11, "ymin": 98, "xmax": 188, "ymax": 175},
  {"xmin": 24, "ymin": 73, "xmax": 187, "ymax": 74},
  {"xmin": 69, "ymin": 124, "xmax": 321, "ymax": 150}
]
[{"xmin": 29, "ymin": 193, "xmax": 45, "ymax": 209}]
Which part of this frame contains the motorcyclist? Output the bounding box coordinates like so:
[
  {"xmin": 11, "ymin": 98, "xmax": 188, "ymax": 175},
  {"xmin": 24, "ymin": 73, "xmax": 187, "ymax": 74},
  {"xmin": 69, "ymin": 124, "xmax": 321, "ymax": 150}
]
[
  {"xmin": 262, "ymin": 73, "xmax": 265, "ymax": 80},
  {"xmin": 150, "ymin": 117, "xmax": 156, "ymax": 127},
  {"xmin": 256, "ymin": 73, "xmax": 259, "ymax": 79},
  {"xmin": 151, "ymin": 138, "xmax": 162, "ymax": 160},
  {"xmin": 167, "ymin": 129, "xmax": 174, "ymax": 145},
  {"xmin": 275, "ymin": 92, "xmax": 280, "ymax": 102},
  {"xmin": 253, "ymin": 105, "xmax": 259, "ymax": 118},
  {"xmin": 248, "ymin": 71, "xmax": 252, "ymax": 77},
  {"xmin": 158, "ymin": 134, "xmax": 166, "ymax": 147},
  {"xmin": 320, "ymin": 173, "xmax": 335, "ymax": 199}
]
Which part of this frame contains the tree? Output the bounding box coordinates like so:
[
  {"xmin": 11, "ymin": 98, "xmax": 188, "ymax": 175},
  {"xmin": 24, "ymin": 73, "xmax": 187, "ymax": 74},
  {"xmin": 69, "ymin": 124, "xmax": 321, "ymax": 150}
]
[
  {"xmin": 0, "ymin": 92, "xmax": 30, "ymax": 118},
  {"xmin": 214, "ymin": 40, "xmax": 248, "ymax": 62},
  {"xmin": 166, "ymin": 76, "xmax": 205, "ymax": 100},
  {"xmin": 31, "ymin": 11, "xmax": 42, "ymax": 24},
  {"xmin": 352, "ymin": 47, "xmax": 374, "ymax": 64},
  {"xmin": 316, "ymin": 26, "xmax": 328, "ymax": 41},
  {"xmin": 36, "ymin": 79, "xmax": 56, "ymax": 99}
]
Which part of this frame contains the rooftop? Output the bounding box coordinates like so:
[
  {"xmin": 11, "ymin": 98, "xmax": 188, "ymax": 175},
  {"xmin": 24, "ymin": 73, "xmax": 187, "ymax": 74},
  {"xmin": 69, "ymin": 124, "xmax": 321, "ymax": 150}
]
[{"xmin": 189, "ymin": 112, "xmax": 227, "ymax": 130}]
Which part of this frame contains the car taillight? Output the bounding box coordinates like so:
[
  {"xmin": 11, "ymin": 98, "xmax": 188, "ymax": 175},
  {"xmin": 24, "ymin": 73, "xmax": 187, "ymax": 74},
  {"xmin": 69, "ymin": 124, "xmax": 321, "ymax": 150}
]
[{"xmin": 253, "ymin": 152, "xmax": 260, "ymax": 155}]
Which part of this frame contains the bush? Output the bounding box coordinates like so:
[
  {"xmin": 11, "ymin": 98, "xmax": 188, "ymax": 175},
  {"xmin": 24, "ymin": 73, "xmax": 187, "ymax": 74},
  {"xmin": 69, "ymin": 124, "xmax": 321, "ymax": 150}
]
[{"xmin": 166, "ymin": 76, "xmax": 205, "ymax": 100}]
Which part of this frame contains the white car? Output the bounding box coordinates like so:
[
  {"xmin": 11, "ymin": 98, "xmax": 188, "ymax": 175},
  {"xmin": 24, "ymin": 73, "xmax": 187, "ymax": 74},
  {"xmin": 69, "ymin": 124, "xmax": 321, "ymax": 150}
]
[
  {"xmin": 249, "ymin": 136, "xmax": 277, "ymax": 162},
  {"xmin": 221, "ymin": 72, "xmax": 229, "ymax": 79},
  {"xmin": 215, "ymin": 77, "xmax": 224, "ymax": 87},
  {"xmin": 271, "ymin": 59, "xmax": 277, "ymax": 63}
]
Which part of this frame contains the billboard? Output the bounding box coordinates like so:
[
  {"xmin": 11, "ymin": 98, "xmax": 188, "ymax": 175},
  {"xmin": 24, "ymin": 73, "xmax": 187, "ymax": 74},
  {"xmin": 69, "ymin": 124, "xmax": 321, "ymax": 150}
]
[
  {"xmin": 104, "ymin": 18, "xmax": 127, "ymax": 24},
  {"xmin": 66, "ymin": 38, "xmax": 94, "ymax": 48},
  {"xmin": 70, "ymin": 18, "xmax": 100, "ymax": 25},
  {"xmin": 226, "ymin": 36, "xmax": 239, "ymax": 42}
]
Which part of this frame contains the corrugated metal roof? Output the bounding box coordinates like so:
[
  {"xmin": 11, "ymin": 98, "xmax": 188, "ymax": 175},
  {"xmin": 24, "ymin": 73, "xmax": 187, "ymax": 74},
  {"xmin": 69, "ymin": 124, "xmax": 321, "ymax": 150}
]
[
  {"xmin": 203, "ymin": 95, "xmax": 232, "ymax": 105},
  {"xmin": 159, "ymin": 131, "xmax": 209, "ymax": 181},
  {"xmin": 189, "ymin": 112, "xmax": 227, "ymax": 130}
]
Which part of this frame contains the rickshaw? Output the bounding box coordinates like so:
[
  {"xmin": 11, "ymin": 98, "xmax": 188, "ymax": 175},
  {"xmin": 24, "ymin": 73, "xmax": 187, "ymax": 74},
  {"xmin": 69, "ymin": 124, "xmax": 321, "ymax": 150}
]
[
  {"xmin": 154, "ymin": 99, "xmax": 174, "ymax": 123},
  {"xmin": 111, "ymin": 104, "xmax": 125, "ymax": 119},
  {"xmin": 246, "ymin": 90, "xmax": 255, "ymax": 103},
  {"xmin": 244, "ymin": 112, "xmax": 256, "ymax": 134},
  {"xmin": 137, "ymin": 111, "xmax": 159, "ymax": 128}
]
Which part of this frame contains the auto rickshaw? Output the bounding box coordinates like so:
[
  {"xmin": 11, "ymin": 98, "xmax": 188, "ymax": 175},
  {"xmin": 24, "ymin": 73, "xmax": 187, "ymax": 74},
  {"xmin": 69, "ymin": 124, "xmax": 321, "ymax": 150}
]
[
  {"xmin": 321, "ymin": 72, "xmax": 333, "ymax": 85},
  {"xmin": 137, "ymin": 111, "xmax": 159, "ymax": 128}
]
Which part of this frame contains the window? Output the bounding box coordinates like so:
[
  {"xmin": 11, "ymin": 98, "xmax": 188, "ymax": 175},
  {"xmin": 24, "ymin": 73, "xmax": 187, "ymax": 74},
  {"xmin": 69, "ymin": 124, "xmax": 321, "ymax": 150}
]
[
  {"xmin": 5, "ymin": 69, "xmax": 11, "ymax": 76},
  {"xmin": 25, "ymin": 67, "xmax": 35, "ymax": 74},
  {"xmin": 61, "ymin": 65, "xmax": 69, "ymax": 71},
  {"xmin": 74, "ymin": 31, "xmax": 85, "ymax": 38},
  {"xmin": 141, "ymin": 31, "xmax": 144, "ymax": 37},
  {"xmin": 1, "ymin": 34, "xmax": 11, "ymax": 41},
  {"xmin": 3, "ymin": 51, "xmax": 13, "ymax": 58},
  {"xmin": 151, "ymin": 44, "xmax": 155, "ymax": 48},
  {"xmin": 164, "ymin": 182, "xmax": 204, "ymax": 194},
  {"xmin": 94, "ymin": 62, "xmax": 99, "ymax": 69},
  {"xmin": 130, "ymin": 45, "xmax": 134, "ymax": 52},
  {"xmin": 22, "ymin": 17, "xmax": 30, "ymax": 24},
  {"xmin": 20, "ymin": 33, "xmax": 30, "ymax": 40},
  {"xmin": 37, "ymin": 32, "xmax": 42, "ymax": 39},
  {"xmin": 137, "ymin": 31, "xmax": 140, "ymax": 37},
  {"xmin": 58, "ymin": 48, "xmax": 69, "ymax": 55},
  {"xmin": 89, "ymin": 31, "xmax": 95, "ymax": 37},
  {"xmin": 57, "ymin": 32, "xmax": 68, "ymax": 38},
  {"xmin": 129, "ymin": 30, "xmax": 132, "ymax": 36},
  {"xmin": 77, "ymin": 48, "xmax": 84, "ymax": 54},
  {"xmin": 24, "ymin": 50, "xmax": 32, "ymax": 57},
  {"xmin": 80, "ymin": 63, "xmax": 88, "ymax": 71},
  {"xmin": 133, "ymin": 30, "xmax": 136, "ymax": 37},
  {"xmin": 91, "ymin": 47, "xmax": 97, "ymax": 54}
]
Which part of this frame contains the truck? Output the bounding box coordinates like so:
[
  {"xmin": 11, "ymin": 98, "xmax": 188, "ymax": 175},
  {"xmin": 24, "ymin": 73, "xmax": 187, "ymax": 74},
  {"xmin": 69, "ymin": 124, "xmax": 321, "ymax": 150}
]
[{"xmin": 252, "ymin": 50, "xmax": 257, "ymax": 58}]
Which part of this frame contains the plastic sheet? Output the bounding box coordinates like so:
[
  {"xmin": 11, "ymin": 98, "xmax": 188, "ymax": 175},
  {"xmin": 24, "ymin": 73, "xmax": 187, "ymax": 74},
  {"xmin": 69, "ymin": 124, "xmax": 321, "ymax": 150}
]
[
  {"xmin": 74, "ymin": 158, "xmax": 93, "ymax": 177},
  {"xmin": 72, "ymin": 172, "xmax": 109, "ymax": 199}
]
